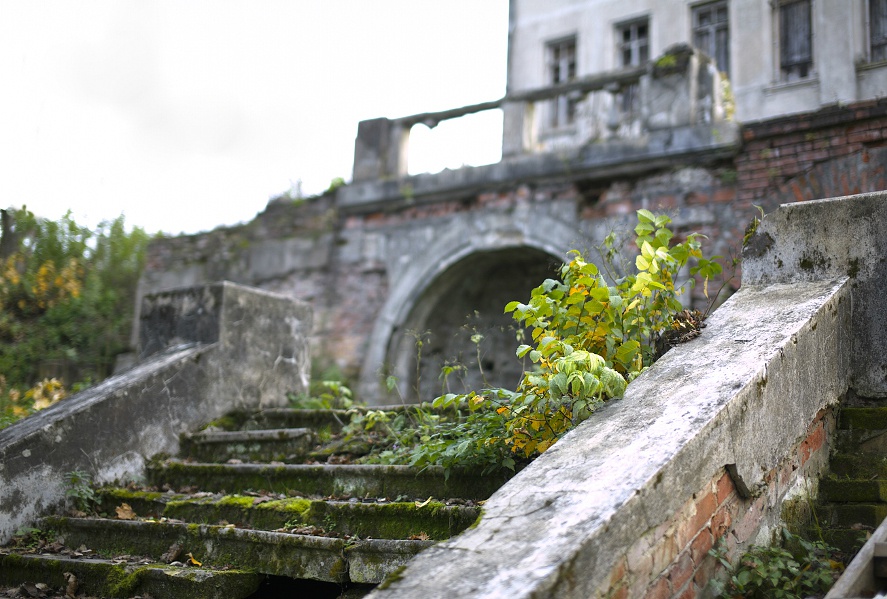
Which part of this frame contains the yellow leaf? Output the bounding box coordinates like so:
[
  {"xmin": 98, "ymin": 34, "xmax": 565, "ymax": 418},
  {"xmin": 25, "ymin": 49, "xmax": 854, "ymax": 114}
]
[
  {"xmin": 115, "ymin": 503, "xmax": 136, "ymax": 520},
  {"xmin": 414, "ymin": 497, "xmax": 433, "ymax": 508},
  {"xmin": 187, "ymin": 552, "xmax": 202, "ymax": 566}
]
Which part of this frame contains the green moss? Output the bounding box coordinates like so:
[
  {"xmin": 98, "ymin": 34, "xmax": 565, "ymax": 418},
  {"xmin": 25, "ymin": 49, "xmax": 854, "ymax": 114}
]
[
  {"xmin": 839, "ymin": 407, "xmax": 887, "ymax": 430},
  {"xmin": 106, "ymin": 565, "xmax": 144, "ymax": 597},
  {"xmin": 217, "ymin": 495, "xmax": 256, "ymax": 508},
  {"xmin": 469, "ymin": 508, "xmax": 485, "ymax": 529},
  {"xmin": 376, "ymin": 565, "xmax": 407, "ymax": 590},
  {"xmin": 258, "ymin": 497, "xmax": 312, "ymax": 515}
]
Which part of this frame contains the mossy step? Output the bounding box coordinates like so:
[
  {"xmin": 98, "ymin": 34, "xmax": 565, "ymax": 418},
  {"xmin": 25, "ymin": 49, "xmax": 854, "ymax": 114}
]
[
  {"xmin": 181, "ymin": 428, "xmax": 316, "ymax": 463},
  {"xmin": 241, "ymin": 409, "xmax": 354, "ymax": 433},
  {"xmin": 98, "ymin": 489, "xmax": 479, "ymax": 541},
  {"xmin": 147, "ymin": 460, "xmax": 509, "ymax": 501},
  {"xmin": 42, "ymin": 516, "xmax": 433, "ymax": 584},
  {"xmin": 838, "ymin": 407, "xmax": 887, "ymax": 430},
  {"xmin": 820, "ymin": 478, "xmax": 887, "ymax": 503},
  {"xmin": 0, "ymin": 552, "xmax": 262, "ymax": 599},
  {"xmin": 814, "ymin": 527, "xmax": 872, "ymax": 556},
  {"xmin": 817, "ymin": 502, "xmax": 887, "ymax": 529},
  {"xmin": 239, "ymin": 404, "xmax": 436, "ymax": 433},
  {"xmin": 834, "ymin": 427, "xmax": 887, "ymax": 454},
  {"xmin": 828, "ymin": 454, "xmax": 887, "ymax": 479}
]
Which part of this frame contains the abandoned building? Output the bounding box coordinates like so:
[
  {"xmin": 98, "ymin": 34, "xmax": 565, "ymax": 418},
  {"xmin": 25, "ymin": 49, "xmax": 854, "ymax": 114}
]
[{"xmin": 136, "ymin": 0, "xmax": 887, "ymax": 403}]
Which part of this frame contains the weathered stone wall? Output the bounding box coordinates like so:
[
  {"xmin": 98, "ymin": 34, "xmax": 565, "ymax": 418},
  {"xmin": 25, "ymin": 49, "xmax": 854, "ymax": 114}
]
[{"xmin": 137, "ymin": 99, "xmax": 887, "ymax": 403}]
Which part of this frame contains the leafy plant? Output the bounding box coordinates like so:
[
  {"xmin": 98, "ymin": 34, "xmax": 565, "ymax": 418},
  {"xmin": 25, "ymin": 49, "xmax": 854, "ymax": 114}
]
[
  {"xmin": 354, "ymin": 210, "xmax": 726, "ymax": 477},
  {"xmin": 289, "ymin": 380, "xmax": 354, "ymax": 410},
  {"xmin": 708, "ymin": 528, "xmax": 843, "ymax": 598},
  {"xmin": 64, "ymin": 470, "xmax": 96, "ymax": 513}
]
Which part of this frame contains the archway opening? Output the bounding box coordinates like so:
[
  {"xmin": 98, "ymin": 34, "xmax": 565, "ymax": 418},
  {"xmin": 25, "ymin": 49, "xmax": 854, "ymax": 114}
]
[{"xmin": 387, "ymin": 247, "xmax": 562, "ymax": 401}]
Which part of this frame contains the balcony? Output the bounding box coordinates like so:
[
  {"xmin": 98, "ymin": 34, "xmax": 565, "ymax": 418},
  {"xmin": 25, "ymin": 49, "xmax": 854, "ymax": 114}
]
[{"xmin": 344, "ymin": 44, "xmax": 739, "ymax": 210}]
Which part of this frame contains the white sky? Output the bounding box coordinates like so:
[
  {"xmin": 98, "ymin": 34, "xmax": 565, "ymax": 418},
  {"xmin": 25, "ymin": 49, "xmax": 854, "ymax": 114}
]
[{"xmin": 1, "ymin": 2, "xmax": 508, "ymax": 235}]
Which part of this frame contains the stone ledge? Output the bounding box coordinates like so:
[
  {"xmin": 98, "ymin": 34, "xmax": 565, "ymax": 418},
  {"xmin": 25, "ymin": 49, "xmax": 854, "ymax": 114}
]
[{"xmin": 339, "ymin": 122, "xmax": 739, "ymax": 213}]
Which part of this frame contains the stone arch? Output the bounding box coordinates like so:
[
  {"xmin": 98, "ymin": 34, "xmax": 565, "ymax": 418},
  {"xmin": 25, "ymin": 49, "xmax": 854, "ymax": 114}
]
[{"xmin": 357, "ymin": 210, "xmax": 583, "ymax": 403}]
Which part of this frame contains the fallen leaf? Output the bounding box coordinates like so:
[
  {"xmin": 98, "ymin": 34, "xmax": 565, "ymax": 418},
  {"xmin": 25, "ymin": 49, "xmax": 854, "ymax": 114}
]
[
  {"xmin": 186, "ymin": 552, "xmax": 202, "ymax": 566},
  {"xmin": 63, "ymin": 572, "xmax": 78, "ymax": 598},
  {"xmin": 115, "ymin": 503, "xmax": 136, "ymax": 520},
  {"xmin": 408, "ymin": 532, "xmax": 430, "ymax": 541},
  {"xmin": 414, "ymin": 497, "xmax": 433, "ymax": 508}
]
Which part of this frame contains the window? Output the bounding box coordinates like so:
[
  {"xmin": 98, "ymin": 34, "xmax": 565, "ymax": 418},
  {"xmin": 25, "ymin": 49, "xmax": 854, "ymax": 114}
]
[
  {"xmin": 871, "ymin": 0, "xmax": 887, "ymax": 61},
  {"xmin": 778, "ymin": 0, "xmax": 813, "ymax": 81},
  {"xmin": 616, "ymin": 18, "xmax": 648, "ymax": 114},
  {"xmin": 692, "ymin": 1, "xmax": 730, "ymax": 76},
  {"xmin": 617, "ymin": 19, "xmax": 649, "ymax": 67},
  {"xmin": 546, "ymin": 37, "xmax": 577, "ymax": 128}
]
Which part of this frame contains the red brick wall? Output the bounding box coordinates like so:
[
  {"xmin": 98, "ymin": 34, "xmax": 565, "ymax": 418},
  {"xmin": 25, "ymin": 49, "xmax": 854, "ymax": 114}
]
[
  {"xmin": 595, "ymin": 409, "xmax": 834, "ymax": 599},
  {"xmin": 738, "ymin": 99, "xmax": 887, "ymax": 207}
]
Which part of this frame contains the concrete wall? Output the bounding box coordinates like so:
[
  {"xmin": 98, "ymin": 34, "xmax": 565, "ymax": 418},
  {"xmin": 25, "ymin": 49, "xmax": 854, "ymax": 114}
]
[{"xmin": 0, "ymin": 282, "xmax": 311, "ymax": 543}]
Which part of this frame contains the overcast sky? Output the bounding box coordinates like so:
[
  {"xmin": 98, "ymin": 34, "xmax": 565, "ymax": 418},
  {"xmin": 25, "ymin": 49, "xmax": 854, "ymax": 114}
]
[{"xmin": 1, "ymin": 2, "xmax": 508, "ymax": 235}]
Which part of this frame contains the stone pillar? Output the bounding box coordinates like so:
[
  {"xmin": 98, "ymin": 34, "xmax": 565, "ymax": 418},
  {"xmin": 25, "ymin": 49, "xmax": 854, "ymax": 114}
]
[{"xmin": 352, "ymin": 118, "xmax": 409, "ymax": 182}]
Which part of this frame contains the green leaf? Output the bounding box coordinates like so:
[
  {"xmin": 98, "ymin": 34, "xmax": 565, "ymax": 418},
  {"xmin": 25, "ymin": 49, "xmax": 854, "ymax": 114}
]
[{"xmin": 637, "ymin": 208, "xmax": 656, "ymax": 223}]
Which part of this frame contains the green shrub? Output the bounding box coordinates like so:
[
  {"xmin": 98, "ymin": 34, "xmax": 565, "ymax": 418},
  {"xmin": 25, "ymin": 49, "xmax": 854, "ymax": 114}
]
[
  {"xmin": 709, "ymin": 528, "xmax": 843, "ymax": 598},
  {"xmin": 0, "ymin": 206, "xmax": 151, "ymax": 429}
]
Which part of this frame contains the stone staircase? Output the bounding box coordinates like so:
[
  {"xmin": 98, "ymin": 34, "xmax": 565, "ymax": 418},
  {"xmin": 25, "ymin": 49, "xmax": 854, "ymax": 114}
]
[
  {"xmin": 0, "ymin": 406, "xmax": 508, "ymax": 598},
  {"xmin": 817, "ymin": 406, "xmax": 887, "ymax": 555}
]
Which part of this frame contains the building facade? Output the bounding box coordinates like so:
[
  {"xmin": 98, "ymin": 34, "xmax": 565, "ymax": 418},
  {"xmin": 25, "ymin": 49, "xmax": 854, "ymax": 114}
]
[{"xmin": 504, "ymin": 0, "xmax": 887, "ymax": 153}]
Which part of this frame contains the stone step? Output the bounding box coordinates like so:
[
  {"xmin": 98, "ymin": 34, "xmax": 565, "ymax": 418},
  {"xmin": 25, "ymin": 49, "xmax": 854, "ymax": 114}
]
[
  {"xmin": 820, "ymin": 478, "xmax": 887, "ymax": 503},
  {"xmin": 41, "ymin": 516, "xmax": 432, "ymax": 585},
  {"xmin": 240, "ymin": 408, "xmax": 355, "ymax": 433},
  {"xmin": 0, "ymin": 552, "xmax": 262, "ymax": 599},
  {"xmin": 827, "ymin": 453, "xmax": 887, "ymax": 479},
  {"xmin": 818, "ymin": 502, "xmax": 887, "ymax": 529},
  {"xmin": 97, "ymin": 489, "xmax": 479, "ymax": 541},
  {"xmin": 147, "ymin": 459, "xmax": 508, "ymax": 501},
  {"xmin": 838, "ymin": 407, "xmax": 887, "ymax": 430},
  {"xmin": 180, "ymin": 428, "xmax": 317, "ymax": 463},
  {"xmin": 816, "ymin": 527, "xmax": 874, "ymax": 556},
  {"xmin": 834, "ymin": 427, "xmax": 887, "ymax": 454},
  {"xmin": 238, "ymin": 404, "xmax": 436, "ymax": 433}
]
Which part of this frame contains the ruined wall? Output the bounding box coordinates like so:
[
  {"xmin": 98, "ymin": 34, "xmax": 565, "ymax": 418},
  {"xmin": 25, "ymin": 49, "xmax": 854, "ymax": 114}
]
[{"xmin": 137, "ymin": 99, "xmax": 887, "ymax": 402}]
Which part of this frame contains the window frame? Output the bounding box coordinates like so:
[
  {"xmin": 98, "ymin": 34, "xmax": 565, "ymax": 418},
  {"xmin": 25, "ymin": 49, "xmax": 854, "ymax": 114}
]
[
  {"xmin": 545, "ymin": 35, "xmax": 578, "ymax": 129},
  {"xmin": 870, "ymin": 0, "xmax": 887, "ymax": 62},
  {"xmin": 691, "ymin": 0, "xmax": 730, "ymax": 76},
  {"xmin": 775, "ymin": 0, "xmax": 814, "ymax": 82},
  {"xmin": 615, "ymin": 17, "xmax": 650, "ymax": 69}
]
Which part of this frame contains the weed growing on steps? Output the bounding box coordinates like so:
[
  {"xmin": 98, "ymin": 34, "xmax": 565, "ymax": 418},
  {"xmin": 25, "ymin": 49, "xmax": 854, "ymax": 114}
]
[
  {"xmin": 342, "ymin": 211, "xmax": 728, "ymax": 478},
  {"xmin": 64, "ymin": 470, "xmax": 96, "ymax": 514},
  {"xmin": 708, "ymin": 528, "xmax": 843, "ymax": 598}
]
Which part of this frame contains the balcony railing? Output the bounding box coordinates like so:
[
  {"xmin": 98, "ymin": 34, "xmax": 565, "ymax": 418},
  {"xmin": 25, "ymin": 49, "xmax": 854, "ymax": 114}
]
[{"xmin": 352, "ymin": 44, "xmax": 730, "ymax": 183}]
